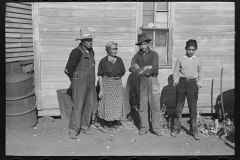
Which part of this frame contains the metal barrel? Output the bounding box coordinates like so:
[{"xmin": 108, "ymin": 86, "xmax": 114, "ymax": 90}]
[{"xmin": 6, "ymin": 73, "xmax": 37, "ymax": 129}]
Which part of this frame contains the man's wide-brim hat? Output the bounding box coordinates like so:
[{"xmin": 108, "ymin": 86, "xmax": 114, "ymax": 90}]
[
  {"xmin": 135, "ymin": 33, "xmax": 151, "ymax": 45},
  {"xmin": 75, "ymin": 26, "xmax": 96, "ymax": 41}
]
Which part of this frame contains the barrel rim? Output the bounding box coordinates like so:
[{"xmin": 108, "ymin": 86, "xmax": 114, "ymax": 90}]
[
  {"xmin": 6, "ymin": 105, "xmax": 37, "ymax": 116},
  {"xmin": 6, "ymin": 90, "xmax": 35, "ymax": 101},
  {"xmin": 6, "ymin": 73, "xmax": 31, "ymax": 83}
]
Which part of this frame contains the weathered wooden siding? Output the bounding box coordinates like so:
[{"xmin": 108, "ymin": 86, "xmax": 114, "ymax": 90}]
[
  {"xmin": 35, "ymin": 2, "xmax": 235, "ymax": 116},
  {"xmin": 5, "ymin": 2, "xmax": 34, "ymax": 63},
  {"xmin": 161, "ymin": 2, "xmax": 235, "ymax": 113},
  {"xmin": 35, "ymin": 2, "xmax": 137, "ymax": 115}
]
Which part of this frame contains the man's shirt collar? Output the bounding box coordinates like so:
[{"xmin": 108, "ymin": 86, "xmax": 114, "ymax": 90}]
[
  {"xmin": 138, "ymin": 47, "xmax": 150, "ymax": 55},
  {"xmin": 78, "ymin": 43, "xmax": 90, "ymax": 53},
  {"xmin": 183, "ymin": 55, "xmax": 196, "ymax": 59}
]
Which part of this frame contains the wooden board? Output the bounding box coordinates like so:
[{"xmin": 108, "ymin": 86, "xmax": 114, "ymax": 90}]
[
  {"xmin": 6, "ymin": 43, "xmax": 33, "ymax": 48},
  {"xmin": 6, "ymin": 6, "xmax": 32, "ymax": 15},
  {"xmin": 40, "ymin": 32, "xmax": 135, "ymax": 40},
  {"xmin": 39, "ymin": 9, "xmax": 135, "ymax": 18},
  {"xmin": 6, "ymin": 47, "xmax": 33, "ymax": 53},
  {"xmin": 174, "ymin": 11, "xmax": 234, "ymax": 19},
  {"xmin": 6, "ymin": 23, "xmax": 32, "ymax": 29},
  {"xmin": 174, "ymin": 39, "xmax": 234, "ymax": 47},
  {"xmin": 175, "ymin": 18, "xmax": 234, "ymax": 26},
  {"xmin": 6, "ymin": 56, "xmax": 34, "ymax": 63},
  {"xmin": 32, "ymin": 3, "xmax": 42, "ymax": 110},
  {"xmin": 6, "ymin": 33, "xmax": 33, "ymax": 38},
  {"xmin": 6, "ymin": 52, "xmax": 34, "ymax": 57},
  {"xmin": 6, "ymin": 38, "xmax": 33, "ymax": 43},
  {"xmin": 40, "ymin": 39, "xmax": 135, "ymax": 47},
  {"xmin": 39, "ymin": 24, "xmax": 136, "ymax": 33},
  {"xmin": 175, "ymin": 2, "xmax": 234, "ymax": 11},
  {"xmin": 6, "ymin": 12, "xmax": 32, "ymax": 19},
  {"xmin": 5, "ymin": 17, "xmax": 33, "ymax": 24},
  {"xmin": 40, "ymin": 47, "xmax": 135, "ymax": 56},
  {"xmin": 38, "ymin": 2, "xmax": 136, "ymax": 10},
  {"xmin": 6, "ymin": 28, "xmax": 33, "ymax": 33},
  {"xmin": 20, "ymin": 2, "xmax": 32, "ymax": 6},
  {"xmin": 6, "ymin": 3, "xmax": 32, "ymax": 10},
  {"xmin": 39, "ymin": 16, "xmax": 135, "ymax": 26},
  {"xmin": 37, "ymin": 109, "xmax": 61, "ymax": 116},
  {"xmin": 174, "ymin": 32, "xmax": 235, "ymax": 40},
  {"xmin": 174, "ymin": 25, "xmax": 235, "ymax": 34}
]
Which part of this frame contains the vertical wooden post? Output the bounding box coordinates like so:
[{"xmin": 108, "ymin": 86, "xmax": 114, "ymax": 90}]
[
  {"xmin": 32, "ymin": 3, "xmax": 42, "ymax": 110},
  {"xmin": 153, "ymin": 2, "xmax": 156, "ymax": 49},
  {"xmin": 211, "ymin": 79, "xmax": 214, "ymax": 114},
  {"xmin": 135, "ymin": 2, "xmax": 143, "ymax": 53},
  {"xmin": 167, "ymin": 2, "xmax": 175, "ymax": 66},
  {"xmin": 220, "ymin": 67, "xmax": 226, "ymax": 134}
]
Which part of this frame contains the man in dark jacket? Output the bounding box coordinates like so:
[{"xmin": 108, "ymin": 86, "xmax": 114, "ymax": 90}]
[
  {"xmin": 64, "ymin": 26, "xmax": 96, "ymax": 139},
  {"xmin": 130, "ymin": 33, "xmax": 163, "ymax": 137}
]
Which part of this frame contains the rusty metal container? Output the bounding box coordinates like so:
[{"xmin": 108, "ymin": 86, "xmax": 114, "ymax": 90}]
[{"xmin": 6, "ymin": 73, "xmax": 37, "ymax": 129}]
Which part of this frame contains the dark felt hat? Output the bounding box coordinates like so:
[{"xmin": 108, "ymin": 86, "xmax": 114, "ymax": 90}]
[{"xmin": 135, "ymin": 33, "xmax": 152, "ymax": 45}]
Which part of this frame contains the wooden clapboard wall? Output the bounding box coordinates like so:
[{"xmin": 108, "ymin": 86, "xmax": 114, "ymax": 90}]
[
  {"xmin": 34, "ymin": 2, "xmax": 137, "ymax": 115},
  {"xmin": 5, "ymin": 2, "xmax": 33, "ymax": 63},
  {"xmin": 160, "ymin": 2, "xmax": 235, "ymax": 113}
]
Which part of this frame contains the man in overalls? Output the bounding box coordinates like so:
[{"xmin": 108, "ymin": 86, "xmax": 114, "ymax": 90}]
[{"xmin": 64, "ymin": 26, "xmax": 96, "ymax": 139}]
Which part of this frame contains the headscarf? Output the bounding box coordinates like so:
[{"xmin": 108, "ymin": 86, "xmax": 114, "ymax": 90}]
[
  {"xmin": 105, "ymin": 41, "xmax": 118, "ymax": 64},
  {"xmin": 105, "ymin": 41, "xmax": 118, "ymax": 52}
]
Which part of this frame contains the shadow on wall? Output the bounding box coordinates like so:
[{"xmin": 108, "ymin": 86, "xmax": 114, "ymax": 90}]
[
  {"xmin": 125, "ymin": 73, "xmax": 178, "ymax": 129},
  {"xmin": 160, "ymin": 74, "xmax": 176, "ymax": 115},
  {"xmin": 125, "ymin": 72, "xmax": 141, "ymax": 129},
  {"xmin": 214, "ymin": 88, "xmax": 234, "ymax": 121}
]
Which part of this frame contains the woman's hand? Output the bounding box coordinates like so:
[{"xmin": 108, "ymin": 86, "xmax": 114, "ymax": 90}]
[
  {"xmin": 197, "ymin": 82, "xmax": 203, "ymax": 88},
  {"xmin": 99, "ymin": 90, "xmax": 103, "ymax": 99}
]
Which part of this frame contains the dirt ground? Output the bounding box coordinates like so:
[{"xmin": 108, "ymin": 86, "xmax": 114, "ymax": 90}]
[{"xmin": 6, "ymin": 116, "xmax": 234, "ymax": 156}]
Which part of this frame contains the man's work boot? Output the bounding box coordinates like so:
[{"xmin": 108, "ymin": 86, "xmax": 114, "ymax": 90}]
[
  {"xmin": 81, "ymin": 129, "xmax": 93, "ymax": 135},
  {"xmin": 193, "ymin": 133, "xmax": 200, "ymax": 140},
  {"xmin": 69, "ymin": 133, "xmax": 77, "ymax": 139}
]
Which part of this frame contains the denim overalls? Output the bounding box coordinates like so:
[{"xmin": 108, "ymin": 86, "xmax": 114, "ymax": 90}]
[{"xmin": 68, "ymin": 45, "xmax": 96, "ymax": 135}]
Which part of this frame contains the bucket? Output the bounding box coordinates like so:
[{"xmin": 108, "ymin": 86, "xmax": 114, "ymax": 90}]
[{"xmin": 6, "ymin": 73, "xmax": 37, "ymax": 129}]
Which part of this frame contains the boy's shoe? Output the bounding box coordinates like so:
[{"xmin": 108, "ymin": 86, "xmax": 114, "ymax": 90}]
[
  {"xmin": 155, "ymin": 131, "xmax": 163, "ymax": 136},
  {"xmin": 69, "ymin": 133, "xmax": 77, "ymax": 139},
  {"xmin": 193, "ymin": 133, "xmax": 200, "ymax": 140},
  {"xmin": 81, "ymin": 130, "xmax": 93, "ymax": 135},
  {"xmin": 171, "ymin": 131, "xmax": 178, "ymax": 137}
]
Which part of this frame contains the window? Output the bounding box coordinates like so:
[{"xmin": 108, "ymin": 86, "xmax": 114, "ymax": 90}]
[{"xmin": 139, "ymin": 2, "xmax": 174, "ymax": 68}]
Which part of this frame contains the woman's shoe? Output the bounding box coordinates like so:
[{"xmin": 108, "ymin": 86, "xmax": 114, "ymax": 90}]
[
  {"xmin": 113, "ymin": 125, "xmax": 119, "ymax": 130},
  {"xmin": 102, "ymin": 126, "xmax": 108, "ymax": 133}
]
